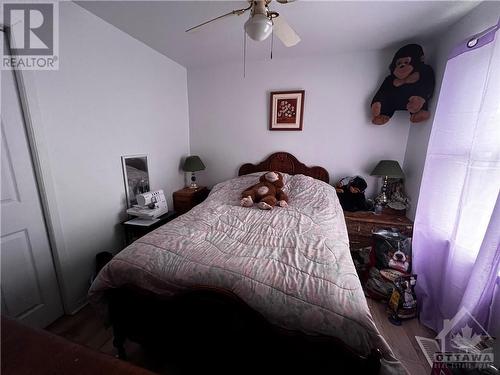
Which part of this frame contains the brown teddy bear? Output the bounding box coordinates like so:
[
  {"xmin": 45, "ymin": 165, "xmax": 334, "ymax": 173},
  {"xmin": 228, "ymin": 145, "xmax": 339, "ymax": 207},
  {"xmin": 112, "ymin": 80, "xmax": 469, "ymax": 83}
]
[{"xmin": 240, "ymin": 171, "xmax": 288, "ymax": 210}]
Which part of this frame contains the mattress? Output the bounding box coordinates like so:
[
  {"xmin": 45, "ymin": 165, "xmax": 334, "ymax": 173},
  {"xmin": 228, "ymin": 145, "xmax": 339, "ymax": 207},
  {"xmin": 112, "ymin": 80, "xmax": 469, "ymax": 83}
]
[{"xmin": 88, "ymin": 173, "xmax": 406, "ymax": 374}]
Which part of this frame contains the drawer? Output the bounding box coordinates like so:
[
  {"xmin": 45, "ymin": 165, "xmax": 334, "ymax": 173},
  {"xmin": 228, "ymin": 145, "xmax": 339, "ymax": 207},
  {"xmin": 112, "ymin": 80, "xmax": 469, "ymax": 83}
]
[
  {"xmin": 173, "ymin": 201, "xmax": 192, "ymax": 214},
  {"xmin": 174, "ymin": 196, "xmax": 192, "ymax": 204},
  {"xmin": 346, "ymin": 220, "xmax": 412, "ymax": 237},
  {"xmin": 345, "ymin": 220, "xmax": 360, "ymax": 233},
  {"xmin": 348, "ymin": 234, "xmax": 372, "ymax": 250},
  {"xmin": 191, "ymin": 194, "xmax": 207, "ymax": 205},
  {"xmin": 173, "ymin": 187, "xmax": 210, "ymax": 215}
]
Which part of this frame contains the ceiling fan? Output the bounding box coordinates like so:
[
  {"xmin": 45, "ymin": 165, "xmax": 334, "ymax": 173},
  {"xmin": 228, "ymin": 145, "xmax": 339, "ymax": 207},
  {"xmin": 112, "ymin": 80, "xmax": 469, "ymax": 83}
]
[{"xmin": 185, "ymin": 0, "xmax": 301, "ymax": 48}]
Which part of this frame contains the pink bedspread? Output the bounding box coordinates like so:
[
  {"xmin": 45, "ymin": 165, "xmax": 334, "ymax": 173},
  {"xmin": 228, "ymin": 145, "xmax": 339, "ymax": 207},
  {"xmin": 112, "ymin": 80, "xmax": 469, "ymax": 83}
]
[{"xmin": 89, "ymin": 173, "xmax": 406, "ymax": 374}]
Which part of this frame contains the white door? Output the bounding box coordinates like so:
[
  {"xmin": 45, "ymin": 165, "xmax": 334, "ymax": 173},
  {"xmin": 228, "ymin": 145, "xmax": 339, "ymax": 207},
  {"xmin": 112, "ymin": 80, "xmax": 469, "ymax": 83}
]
[{"xmin": 1, "ymin": 38, "xmax": 63, "ymax": 327}]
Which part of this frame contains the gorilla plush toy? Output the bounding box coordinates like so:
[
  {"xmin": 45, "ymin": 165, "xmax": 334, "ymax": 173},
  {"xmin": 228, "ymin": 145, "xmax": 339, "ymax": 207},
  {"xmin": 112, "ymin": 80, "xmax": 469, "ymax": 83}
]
[
  {"xmin": 240, "ymin": 171, "xmax": 288, "ymax": 210},
  {"xmin": 335, "ymin": 176, "xmax": 369, "ymax": 212},
  {"xmin": 371, "ymin": 44, "xmax": 435, "ymax": 125}
]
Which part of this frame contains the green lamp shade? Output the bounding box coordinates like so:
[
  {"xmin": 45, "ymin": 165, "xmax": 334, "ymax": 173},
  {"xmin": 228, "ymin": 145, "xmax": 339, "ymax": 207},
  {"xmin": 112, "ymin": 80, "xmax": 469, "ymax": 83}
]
[
  {"xmin": 183, "ymin": 155, "xmax": 205, "ymax": 172},
  {"xmin": 370, "ymin": 160, "xmax": 404, "ymax": 178}
]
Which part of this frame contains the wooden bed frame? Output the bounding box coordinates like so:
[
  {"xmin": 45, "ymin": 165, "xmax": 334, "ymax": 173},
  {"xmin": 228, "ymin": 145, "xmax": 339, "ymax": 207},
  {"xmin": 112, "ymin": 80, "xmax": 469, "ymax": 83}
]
[
  {"xmin": 107, "ymin": 152, "xmax": 382, "ymax": 374},
  {"xmin": 238, "ymin": 152, "xmax": 330, "ymax": 183}
]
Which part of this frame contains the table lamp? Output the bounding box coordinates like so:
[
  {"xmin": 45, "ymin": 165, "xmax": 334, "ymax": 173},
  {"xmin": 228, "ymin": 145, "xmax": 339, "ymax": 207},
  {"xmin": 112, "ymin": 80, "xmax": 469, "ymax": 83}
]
[
  {"xmin": 370, "ymin": 160, "xmax": 405, "ymax": 205},
  {"xmin": 183, "ymin": 155, "xmax": 205, "ymax": 189}
]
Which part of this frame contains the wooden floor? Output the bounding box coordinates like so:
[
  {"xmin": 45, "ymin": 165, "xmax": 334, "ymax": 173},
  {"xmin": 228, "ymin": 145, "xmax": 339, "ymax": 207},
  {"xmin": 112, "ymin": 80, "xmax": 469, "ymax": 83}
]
[
  {"xmin": 47, "ymin": 298, "xmax": 435, "ymax": 375},
  {"xmin": 366, "ymin": 298, "xmax": 435, "ymax": 375}
]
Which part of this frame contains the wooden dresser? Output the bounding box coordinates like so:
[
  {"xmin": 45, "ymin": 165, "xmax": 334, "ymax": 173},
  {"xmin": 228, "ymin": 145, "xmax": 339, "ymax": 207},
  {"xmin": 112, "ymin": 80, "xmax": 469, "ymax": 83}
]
[
  {"xmin": 172, "ymin": 186, "xmax": 209, "ymax": 215},
  {"xmin": 344, "ymin": 210, "xmax": 413, "ymax": 250}
]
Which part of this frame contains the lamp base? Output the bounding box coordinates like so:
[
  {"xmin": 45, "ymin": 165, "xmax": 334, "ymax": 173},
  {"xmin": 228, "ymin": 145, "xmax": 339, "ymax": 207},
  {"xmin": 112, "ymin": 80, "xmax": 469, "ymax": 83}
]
[
  {"xmin": 375, "ymin": 192, "xmax": 388, "ymax": 205},
  {"xmin": 186, "ymin": 171, "xmax": 199, "ymax": 189},
  {"xmin": 375, "ymin": 176, "xmax": 389, "ymax": 205}
]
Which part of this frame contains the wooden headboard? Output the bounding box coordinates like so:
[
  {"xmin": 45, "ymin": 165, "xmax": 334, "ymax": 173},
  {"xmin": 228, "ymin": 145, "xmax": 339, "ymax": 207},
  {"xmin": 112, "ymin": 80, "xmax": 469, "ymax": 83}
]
[{"xmin": 238, "ymin": 152, "xmax": 330, "ymax": 183}]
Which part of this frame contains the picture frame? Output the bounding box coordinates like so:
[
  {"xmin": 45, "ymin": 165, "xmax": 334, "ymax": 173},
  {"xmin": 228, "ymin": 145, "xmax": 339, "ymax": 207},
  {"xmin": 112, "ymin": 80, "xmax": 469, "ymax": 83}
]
[
  {"xmin": 121, "ymin": 155, "xmax": 150, "ymax": 207},
  {"xmin": 269, "ymin": 90, "xmax": 305, "ymax": 131}
]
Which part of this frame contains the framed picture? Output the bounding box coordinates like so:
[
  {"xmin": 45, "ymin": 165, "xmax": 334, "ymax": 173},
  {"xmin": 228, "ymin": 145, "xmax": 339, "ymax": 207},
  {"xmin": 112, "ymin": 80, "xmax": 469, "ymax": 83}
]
[
  {"xmin": 121, "ymin": 155, "xmax": 150, "ymax": 207},
  {"xmin": 269, "ymin": 90, "xmax": 305, "ymax": 131}
]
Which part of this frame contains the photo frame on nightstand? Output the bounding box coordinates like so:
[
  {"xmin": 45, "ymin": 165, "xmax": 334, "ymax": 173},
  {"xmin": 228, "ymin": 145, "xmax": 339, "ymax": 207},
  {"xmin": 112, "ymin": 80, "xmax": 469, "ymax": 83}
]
[{"xmin": 121, "ymin": 154, "xmax": 150, "ymax": 207}]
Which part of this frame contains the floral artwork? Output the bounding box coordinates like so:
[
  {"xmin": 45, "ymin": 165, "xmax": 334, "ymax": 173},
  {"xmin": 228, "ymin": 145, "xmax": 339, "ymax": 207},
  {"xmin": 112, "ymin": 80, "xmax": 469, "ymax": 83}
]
[
  {"xmin": 276, "ymin": 99, "xmax": 297, "ymax": 123},
  {"xmin": 270, "ymin": 91, "xmax": 305, "ymax": 131}
]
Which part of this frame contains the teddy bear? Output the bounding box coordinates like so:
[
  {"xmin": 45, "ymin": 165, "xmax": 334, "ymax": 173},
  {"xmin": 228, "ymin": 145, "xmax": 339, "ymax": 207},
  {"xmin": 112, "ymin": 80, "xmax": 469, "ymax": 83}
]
[
  {"xmin": 240, "ymin": 171, "xmax": 288, "ymax": 210},
  {"xmin": 371, "ymin": 44, "xmax": 435, "ymax": 125}
]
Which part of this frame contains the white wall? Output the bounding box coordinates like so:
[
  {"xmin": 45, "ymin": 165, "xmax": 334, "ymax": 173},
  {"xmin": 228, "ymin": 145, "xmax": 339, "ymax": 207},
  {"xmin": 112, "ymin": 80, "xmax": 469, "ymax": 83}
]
[
  {"xmin": 403, "ymin": 1, "xmax": 500, "ymax": 219},
  {"xmin": 188, "ymin": 51, "xmax": 412, "ymax": 198},
  {"xmin": 23, "ymin": 2, "xmax": 190, "ymax": 312}
]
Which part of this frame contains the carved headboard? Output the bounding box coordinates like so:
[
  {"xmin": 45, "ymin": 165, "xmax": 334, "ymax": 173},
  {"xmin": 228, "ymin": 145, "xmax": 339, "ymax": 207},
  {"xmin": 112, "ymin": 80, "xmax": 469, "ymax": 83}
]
[{"xmin": 238, "ymin": 152, "xmax": 330, "ymax": 183}]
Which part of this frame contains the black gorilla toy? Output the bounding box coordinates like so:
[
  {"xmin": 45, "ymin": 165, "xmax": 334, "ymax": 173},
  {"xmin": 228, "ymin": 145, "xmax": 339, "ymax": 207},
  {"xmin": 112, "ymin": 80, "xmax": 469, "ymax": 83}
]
[
  {"xmin": 371, "ymin": 44, "xmax": 435, "ymax": 125},
  {"xmin": 335, "ymin": 176, "xmax": 369, "ymax": 212}
]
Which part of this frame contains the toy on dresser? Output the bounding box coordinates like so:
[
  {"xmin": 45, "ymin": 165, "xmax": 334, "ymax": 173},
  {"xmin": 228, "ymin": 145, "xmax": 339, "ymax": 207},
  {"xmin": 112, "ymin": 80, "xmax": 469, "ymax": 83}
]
[{"xmin": 335, "ymin": 176, "xmax": 370, "ymax": 212}]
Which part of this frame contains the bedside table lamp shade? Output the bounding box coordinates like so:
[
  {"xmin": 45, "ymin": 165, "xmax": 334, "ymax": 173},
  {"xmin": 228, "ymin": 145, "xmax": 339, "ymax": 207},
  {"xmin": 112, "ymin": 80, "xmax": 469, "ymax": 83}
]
[
  {"xmin": 183, "ymin": 156, "xmax": 205, "ymax": 172},
  {"xmin": 370, "ymin": 160, "xmax": 405, "ymax": 178},
  {"xmin": 370, "ymin": 160, "xmax": 404, "ymax": 204},
  {"xmin": 183, "ymin": 155, "xmax": 205, "ymax": 189}
]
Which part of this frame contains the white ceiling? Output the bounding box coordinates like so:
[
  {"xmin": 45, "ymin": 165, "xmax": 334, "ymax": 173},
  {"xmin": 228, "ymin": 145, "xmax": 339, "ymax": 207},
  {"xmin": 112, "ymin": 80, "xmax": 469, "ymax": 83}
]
[{"xmin": 76, "ymin": 1, "xmax": 480, "ymax": 68}]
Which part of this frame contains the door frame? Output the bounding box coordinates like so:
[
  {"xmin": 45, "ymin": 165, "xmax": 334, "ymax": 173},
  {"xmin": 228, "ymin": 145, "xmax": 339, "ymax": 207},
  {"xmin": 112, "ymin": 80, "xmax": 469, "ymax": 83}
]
[{"xmin": 1, "ymin": 26, "xmax": 73, "ymax": 313}]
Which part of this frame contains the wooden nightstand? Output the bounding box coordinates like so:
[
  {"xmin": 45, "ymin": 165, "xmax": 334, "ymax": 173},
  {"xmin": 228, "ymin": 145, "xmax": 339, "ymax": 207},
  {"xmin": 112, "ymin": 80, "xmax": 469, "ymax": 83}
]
[
  {"xmin": 344, "ymin": 210, "xmax": 413, "ymax": 251},
  {"xmin": 172, "ymin": 186, "xmax": 209, "ymax": 215},
  {"xmin": 123, "ymin": 211, "xmax": 176, "ymax": 245}
]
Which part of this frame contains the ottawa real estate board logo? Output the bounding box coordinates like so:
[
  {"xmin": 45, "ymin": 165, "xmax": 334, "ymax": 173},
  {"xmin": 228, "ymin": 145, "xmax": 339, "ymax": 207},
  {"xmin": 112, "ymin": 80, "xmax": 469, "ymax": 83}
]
[
  {"xmin": 416, "ymin": 307, "xmax": 495, "ymax": 373},
  {"xmin": 2, "ymin": 2, "xmax": 59, "ymax": 70}
]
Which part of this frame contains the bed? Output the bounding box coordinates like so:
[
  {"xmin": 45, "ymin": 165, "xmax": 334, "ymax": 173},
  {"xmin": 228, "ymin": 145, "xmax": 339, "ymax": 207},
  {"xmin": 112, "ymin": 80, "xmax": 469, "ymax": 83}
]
[{"xmin": 88, "ymin": 152, "xmax": 405, "ymax": 375}]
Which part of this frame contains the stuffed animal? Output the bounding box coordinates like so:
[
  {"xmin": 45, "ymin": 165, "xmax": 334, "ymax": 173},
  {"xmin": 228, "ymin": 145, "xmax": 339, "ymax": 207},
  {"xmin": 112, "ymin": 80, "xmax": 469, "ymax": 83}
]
[
  {"xmin": 371, "ymin": 44, "xmax": 435, "ymax": 125},
  {"xmin": 335, "ymin": 176, "xmax": 369, "ymax": 212},
  {"xmin": 240, "ymin": 171, "xmax": 288, "ymax": 210}
]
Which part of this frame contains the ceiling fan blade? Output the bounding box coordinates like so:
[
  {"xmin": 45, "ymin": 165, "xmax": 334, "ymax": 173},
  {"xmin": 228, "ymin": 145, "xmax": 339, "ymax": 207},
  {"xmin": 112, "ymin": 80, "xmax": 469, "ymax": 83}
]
[
  {"xmin": 273, "ymin": 16, "xmax": 300, "ymax": 47},
  {"xmin": 185, "ymin": 4, "xmax": 252, "ymax": 33},
  {"xmin": 276, "ymin": 0, "xmax": 297, "ymax": 3}
]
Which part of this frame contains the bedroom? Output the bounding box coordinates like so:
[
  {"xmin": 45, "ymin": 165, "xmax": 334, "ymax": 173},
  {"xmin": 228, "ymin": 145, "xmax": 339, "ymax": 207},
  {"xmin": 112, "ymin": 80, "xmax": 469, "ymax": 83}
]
[{"xmin": 1, "ymin": 1, "xmax": 499, "ymax": 374}]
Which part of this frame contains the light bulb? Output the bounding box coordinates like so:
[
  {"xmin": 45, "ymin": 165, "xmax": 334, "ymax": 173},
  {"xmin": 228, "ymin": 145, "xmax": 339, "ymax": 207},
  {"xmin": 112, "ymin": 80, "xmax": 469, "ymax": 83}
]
[{"xmin": 244, "ymin": 14, "xmax": 273, "ymax": 42}]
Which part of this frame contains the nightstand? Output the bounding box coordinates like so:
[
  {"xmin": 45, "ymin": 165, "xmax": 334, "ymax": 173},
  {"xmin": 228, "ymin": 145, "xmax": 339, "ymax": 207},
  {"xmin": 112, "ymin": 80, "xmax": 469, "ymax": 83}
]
[
  {"xmin": 123, "ymin": 211, "xmax": 176, "ymax": 245},
  {"xmin": 172, "ymin": 186, "xmax": 209, "ymax": 215},
  {"xmin": 344, "ymin": 210, "xmax": 413, "ymax": 251}
]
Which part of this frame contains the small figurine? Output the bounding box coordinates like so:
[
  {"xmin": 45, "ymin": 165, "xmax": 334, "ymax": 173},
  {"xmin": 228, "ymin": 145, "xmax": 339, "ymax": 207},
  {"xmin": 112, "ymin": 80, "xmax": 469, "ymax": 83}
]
[
  {"xmin": 335, "ymin": 176, "xmax": 369, "ymax": 212},
  {"xmin": 386, "ymin": 179, "xmax": 410, "ymax": 211}
]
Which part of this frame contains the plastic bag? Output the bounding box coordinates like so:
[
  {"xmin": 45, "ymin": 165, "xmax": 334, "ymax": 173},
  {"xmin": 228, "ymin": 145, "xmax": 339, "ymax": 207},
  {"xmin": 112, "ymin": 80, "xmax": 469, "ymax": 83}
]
[{"xmin": 388, "ymin": 274, "xmax": 418, "ymax": 320}]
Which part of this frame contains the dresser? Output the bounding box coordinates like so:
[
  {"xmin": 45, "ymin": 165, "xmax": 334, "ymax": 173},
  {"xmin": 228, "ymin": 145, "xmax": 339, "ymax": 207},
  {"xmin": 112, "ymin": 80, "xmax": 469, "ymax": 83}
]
[
  {"xmin": 172, "ymin": 186, "xmax": 210, "ymax": 215},
  {"xmin": 344, "ymin": 210, "xmax": 413, "ymax": 250}
]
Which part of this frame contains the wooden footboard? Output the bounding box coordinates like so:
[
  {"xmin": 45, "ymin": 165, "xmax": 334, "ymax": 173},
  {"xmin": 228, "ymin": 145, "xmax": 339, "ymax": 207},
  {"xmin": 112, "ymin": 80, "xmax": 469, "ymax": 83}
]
[{"xmin": 107, "ymin": 286, "xmax": 381, "ymax": 374}]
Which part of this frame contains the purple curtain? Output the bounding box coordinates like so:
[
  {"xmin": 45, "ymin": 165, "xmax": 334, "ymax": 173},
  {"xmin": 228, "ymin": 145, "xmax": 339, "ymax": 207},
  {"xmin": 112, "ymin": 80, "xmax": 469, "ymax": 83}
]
[{"xmin": 413, "ymin": 20, "xmax": 500, "ymax": 333}]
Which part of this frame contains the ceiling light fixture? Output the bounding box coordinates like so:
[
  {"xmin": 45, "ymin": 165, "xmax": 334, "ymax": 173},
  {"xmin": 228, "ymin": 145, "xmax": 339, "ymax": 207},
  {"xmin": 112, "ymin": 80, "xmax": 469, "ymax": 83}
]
[{"xmin": 244, "ymin": 14, "xmax": 273, "ymax": 41}]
